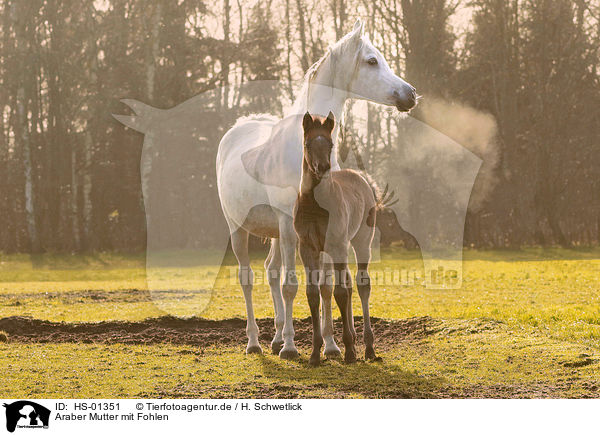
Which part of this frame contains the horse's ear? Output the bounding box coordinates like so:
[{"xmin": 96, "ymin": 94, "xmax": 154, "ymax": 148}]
[
  {"xmin": 302, "ymin": 112, "xmax": 313, "ymax": 132},
  {"xmin": 346, "ymin": 19, "xmax": 363, "ymax": 48},
  {"xmin": 323, "ymin": 111, "xmax": 335, "ymax": 133}
]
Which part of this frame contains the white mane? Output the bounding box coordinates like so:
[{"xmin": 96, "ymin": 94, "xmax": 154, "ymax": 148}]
[{"xmin": 289, "ymin": 34, "xmax": 366, "ymax": 116}]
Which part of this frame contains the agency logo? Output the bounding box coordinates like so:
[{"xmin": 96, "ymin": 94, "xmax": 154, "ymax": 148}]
[{"xmin": 3, "ymin": 401, "xmax": 50, "ymax": 433}]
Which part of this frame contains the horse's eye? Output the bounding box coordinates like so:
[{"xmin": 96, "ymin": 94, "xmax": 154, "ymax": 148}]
[{"xmin": 367, "ymin": 57, "xmax": 378, "ymax": 66}]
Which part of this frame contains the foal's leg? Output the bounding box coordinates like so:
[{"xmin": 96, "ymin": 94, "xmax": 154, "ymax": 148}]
[
  {"xmin": 356, "ymin": 261, "xmax": 376, "ymax": 360},
  {"xmin": 265, "ymin": 238, "xmax": 284, "ymax": 354},
  {"xmin": 331, "ymin": 253, "xmax": 357, "ymax": 364},
  {"xmin": 300, "ymin": 243, "xmax": 323, "ymax": 366},
  {"xmin": 352, "ymin": 229, "xmax": 378, "ymax": 360},
  {"xmin": 320, "ymin": 259, "xmax": 341, "ymax": 358},
  {"xmin": 231, "ymin": 228, "xmax": 261, "ymax": 354},
  {"xmin": 345, "ymin": 265, "xmax": 357, "ymax": 345},
  {"xmin": 278, "ymin": 216, "xmax": 300, "ymax": 359}
]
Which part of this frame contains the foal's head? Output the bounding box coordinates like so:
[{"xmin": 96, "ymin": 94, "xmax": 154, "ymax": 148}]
[{"xmin": 302, "ymin": 112, "xmax": 335, "ymax": 180}]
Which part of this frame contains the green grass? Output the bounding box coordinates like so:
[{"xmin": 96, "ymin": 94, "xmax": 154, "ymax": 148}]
[
  {"xmin": 1, "ymin": 248, "xmax": 599, "ymax": 397},
  {"xmin": 1, "ymin": 248, "xmax": 599, "ymax": 344},
  {"xmin": 2, "ymin": 322, "xmax": 598, "ymax": 398}
]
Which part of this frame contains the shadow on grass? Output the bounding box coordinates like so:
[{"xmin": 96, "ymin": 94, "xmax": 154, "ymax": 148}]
[{"xmin": 256, "ymin": 352, "xmax": 447, "ymax": 398}]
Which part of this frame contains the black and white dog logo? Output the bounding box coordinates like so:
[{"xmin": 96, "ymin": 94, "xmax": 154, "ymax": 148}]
[{"xmin": 3, "ymin": 401, "xmax": 50, "ymax": 433}]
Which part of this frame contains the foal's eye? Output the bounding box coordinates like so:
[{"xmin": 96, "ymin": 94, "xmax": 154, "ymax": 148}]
[{"xmin": 367, "ymin": 57, "xmax": 378, "ymax": 66}]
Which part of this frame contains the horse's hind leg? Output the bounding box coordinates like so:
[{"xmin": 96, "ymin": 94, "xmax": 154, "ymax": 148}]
[
  {"xmin": 231, "ymin": 228, "xmax": 261, "ymax": 354},
  {"xmin": 265, "ymin": 238, "xmax": 284, "ymax": 354}
]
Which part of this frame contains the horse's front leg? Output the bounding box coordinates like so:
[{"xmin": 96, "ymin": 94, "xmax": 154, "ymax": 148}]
[
  {"xmin": 278, "ymin": 216, "xmax": 300, "ymax": 359},
  {"xmin": 300, "ymin": 243, "xmax": 323, "ymax": 366},
  {"xmin": 231, "ymin": 228, "xmax": 261, "ymax": 354},
  {"xmin": 265, "ymin": 238, "xmax": 284, "ymax": 354}
]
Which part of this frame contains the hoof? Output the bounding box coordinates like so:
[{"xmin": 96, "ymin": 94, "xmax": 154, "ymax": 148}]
[
  {"xmin": 344, "ymin": 352, "xmax": 357, "ymax": 364},
  {"xmin": 324, "ymin": 348, "xmax": 342, "ymax": 359},
  {"xmin": 246, "ymin": 344, "xmax": 263, "ymax": 355},
  {"xmin": 365, "ymin": 347, "xmax": 377, "ymax": 360},
  {"xmin": 279, "ymin": 348, "xmax": 300, "ymax": 360},
  {"xmin": 308, "ymin": 355, "xmax": 321, "ymax": 367},
  {"xmin": 271, "ymin": 340, "xmax": 284, "ymax": 355}
]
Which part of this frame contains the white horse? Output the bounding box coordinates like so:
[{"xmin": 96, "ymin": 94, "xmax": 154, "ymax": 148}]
[{"xmin": 216, "ymin": 19, "xmax": 417, "ymax": 358}]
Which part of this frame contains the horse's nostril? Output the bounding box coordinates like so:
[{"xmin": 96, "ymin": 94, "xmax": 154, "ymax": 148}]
[{"xmin": 394, "ymin": 88, "xmax": 417, "ymax": 109}]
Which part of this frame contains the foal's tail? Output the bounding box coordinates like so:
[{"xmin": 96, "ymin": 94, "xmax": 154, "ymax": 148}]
[
  {"xmin": 362, "ymin": 172, "xmax": 398, "ymax": 211},
  {"xmin": 362, "ymin": 173, "xmax": 398, "ymax": 227}
]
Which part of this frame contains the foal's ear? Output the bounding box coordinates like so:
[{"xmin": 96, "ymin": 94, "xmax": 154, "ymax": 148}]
[
  {"xmin": 302, "ymin": 112, "xmax": 313, "ymax": 132},
  {"xmin": 323, "ymin": 111, "xmax": 335, "ymax": 133}
]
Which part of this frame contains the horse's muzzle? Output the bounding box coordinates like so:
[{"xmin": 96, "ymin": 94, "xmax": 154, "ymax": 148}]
[{"xmin": 394, "ymin": 88, "xmax": 418, "ymax": 112}]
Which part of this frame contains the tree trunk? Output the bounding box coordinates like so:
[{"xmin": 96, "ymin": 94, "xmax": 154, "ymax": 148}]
[
  {"xmin": 83, "ymin": 130, "xmax": 93, "ymax": 249},
  {"xmin": 11, "ymin": 3, "xmax": 40, "ymax": 254},
  {"xmin": 17, "ymin": 89, "xmax": 40, "ymax": 254},
  {"xmin": 296, "ymin": 0, "xmax": 310, "ymax": 72},
  {"xmin": 141, "ymin": 1, "xmax": 162, "ymax": 211},
  {"xmin": 546, "ymin": 208, "xmax": 568, "ymax": 248},
  {"xmin": 330, "ymin": 0, "xmax": 347, "ymax": 39},
  {"xmin": 81, "ymin": 4, "xmax": 99, "ymax": 251},
  {"xmin": 70, "ymin": 145, "xmax": 80, "ymax": 251},
  {"xmin": 222, "ymin": 0, "xmax": 230, "ymax": 109},
  {"xmin": 284, "ymin": 0, "xmax": 294, "ymax": 102},
  {"xmin": 146, "ymin": 2, "xmax": 161, "ymax": 104}
]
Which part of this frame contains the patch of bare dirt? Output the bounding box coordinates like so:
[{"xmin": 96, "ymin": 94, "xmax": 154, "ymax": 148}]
[{"xmin": 0, "ymin": 315, "xmax": 440, "ymax": 349}]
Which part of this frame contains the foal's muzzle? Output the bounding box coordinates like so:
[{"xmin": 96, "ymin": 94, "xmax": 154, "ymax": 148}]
[
  {"xmin": 311, "ymin": 162, "xmax": 331, "ymax": 179},
  {"xmin": 317, "ymin": 163, "xmax": 331, "ymax": 178}
]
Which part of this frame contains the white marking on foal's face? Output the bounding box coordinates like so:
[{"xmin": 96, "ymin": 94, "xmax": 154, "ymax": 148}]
[{"xmin": 350, "ymin": 38, "xmax": 417, "ymax": 112}]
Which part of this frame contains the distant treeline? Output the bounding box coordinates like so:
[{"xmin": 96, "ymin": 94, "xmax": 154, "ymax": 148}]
[{"xmin": 1, "ymin": 0, "xmax": 599, "ymax": 253}]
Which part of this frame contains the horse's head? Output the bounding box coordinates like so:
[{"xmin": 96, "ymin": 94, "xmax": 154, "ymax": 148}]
[
  {"xmin": 302, "ymin": 112, "xmax": 335, "ymax": 180},
  {"xmin": 335, "ymin": 19, "xmax": 417, "ymax": 112}
]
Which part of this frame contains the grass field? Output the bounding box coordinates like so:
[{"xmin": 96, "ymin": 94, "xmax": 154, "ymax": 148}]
[{"xmin": 1, "ymin": 248, "xmax": 599, "ymax": 398}]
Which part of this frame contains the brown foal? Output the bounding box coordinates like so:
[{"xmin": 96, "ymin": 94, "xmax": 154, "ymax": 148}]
[{"xmin": 293, "ymin": 112, "xmax": 380, "ymax": 366}]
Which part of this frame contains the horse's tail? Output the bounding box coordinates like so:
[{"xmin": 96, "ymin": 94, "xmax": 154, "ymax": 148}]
[{"xmin": 362, "ymin": 172, "xmax": 398, "ymax": 227}]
